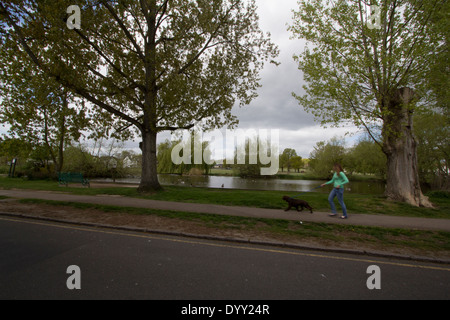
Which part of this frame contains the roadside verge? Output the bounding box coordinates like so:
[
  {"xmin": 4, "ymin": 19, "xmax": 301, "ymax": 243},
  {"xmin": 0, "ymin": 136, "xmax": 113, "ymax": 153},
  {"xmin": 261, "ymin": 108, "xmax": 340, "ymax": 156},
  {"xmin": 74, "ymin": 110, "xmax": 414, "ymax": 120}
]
[
  {"xmin": 1, "ymin": 189, "xmax": 450, "ymax": 231},
  {"xmin": 0, "ymin": 193, "xmax": 449, "ymax": 265}
]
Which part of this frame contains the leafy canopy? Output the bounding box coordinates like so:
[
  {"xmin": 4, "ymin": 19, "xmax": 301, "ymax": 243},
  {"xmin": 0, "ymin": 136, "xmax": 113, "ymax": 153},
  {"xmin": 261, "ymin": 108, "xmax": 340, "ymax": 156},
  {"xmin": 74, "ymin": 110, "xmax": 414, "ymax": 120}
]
[
  {"xmin": 289, "ymin": 0, "xmax": 446, "ymax": 142},
  {"xmin": 0, "ymin": 0, "xmax": 279, "ymax": 136}
]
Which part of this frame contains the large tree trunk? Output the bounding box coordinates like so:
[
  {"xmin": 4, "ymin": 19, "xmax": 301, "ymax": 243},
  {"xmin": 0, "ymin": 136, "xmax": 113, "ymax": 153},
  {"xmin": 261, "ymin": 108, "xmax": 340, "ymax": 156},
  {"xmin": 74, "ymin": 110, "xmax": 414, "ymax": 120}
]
[
  {"xmin": 382, "ymin": 88, "xmax": 432, "ymax": 207},
  {"xmin": 139, "ymin": 129, "xmax": 162, "ymax": 192},
  {"xmin": 56, "ymin": 93, "xmax": 68, "ymax": 174},
  {"xmin": 138, "ymin": 0, "xmax": 161, "ymax": 193}
]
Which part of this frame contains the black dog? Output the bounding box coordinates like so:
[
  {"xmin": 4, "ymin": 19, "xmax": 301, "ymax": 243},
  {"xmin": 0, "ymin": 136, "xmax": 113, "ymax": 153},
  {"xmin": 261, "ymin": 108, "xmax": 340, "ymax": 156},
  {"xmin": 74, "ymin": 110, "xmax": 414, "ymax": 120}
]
[{"xmin": 282, "ymin": 196, "xmax": 313, "ymax": 213}]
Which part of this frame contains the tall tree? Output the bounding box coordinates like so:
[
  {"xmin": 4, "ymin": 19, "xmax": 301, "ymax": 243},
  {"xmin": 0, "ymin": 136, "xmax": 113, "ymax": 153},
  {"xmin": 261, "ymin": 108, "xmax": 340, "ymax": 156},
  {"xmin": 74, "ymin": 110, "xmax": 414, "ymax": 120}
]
[
  {"xmin": 279, "ymin": 148, "xmax": 297, "ymax": 172},
  {"xmin": 289, "ymin": 0, "xmax": 444, "ymax": 207},
  {"xmin": 309, "ymin": 138, "xmax": 346, "ymax": 178},
  {"xmin": 0, "ymin": 0, "xmax": 278, "ymax": 192},
  {"xmin": 0, "ymin": 48, "xmax": 90, "ymax": 174},
  {"xmin": 233, "ymin": 136, "xmax": 273, "ymax": 178},
  {"xmin": 290, "ymin": 155, "xmax": 303, "ymax": 173},
  {"xmin": 158, "ymin": 132, "xmax": 213, "ymax": 175}
]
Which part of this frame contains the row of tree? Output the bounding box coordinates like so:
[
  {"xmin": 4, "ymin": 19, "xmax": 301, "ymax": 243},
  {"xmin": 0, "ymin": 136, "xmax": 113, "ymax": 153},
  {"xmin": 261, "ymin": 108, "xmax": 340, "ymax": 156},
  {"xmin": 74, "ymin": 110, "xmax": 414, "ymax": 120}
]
[
  {"xmin": 156, "ymin": 135, "xmax": 276, "ymax": 178},
  {"xmin": 279, "ymin": 148, "xmax": 304, "ymax": 173},
  {"xmin": 157, "ymin": 137, "xmax": 213, "ymax": 176},
  {"xmin": 307, "ymin": 107, "xmax": 449, "ymax": 190},
  {"xmin": 0, "ymin": 138, "xmax": 141, "ymax": 180},
  {"xmin": 308, "ymin": 138, "xmax": 386, "ymax": 179},
  {"xmin": 2, "ymin": 123, "xmax": 447, "ymax": 191}
]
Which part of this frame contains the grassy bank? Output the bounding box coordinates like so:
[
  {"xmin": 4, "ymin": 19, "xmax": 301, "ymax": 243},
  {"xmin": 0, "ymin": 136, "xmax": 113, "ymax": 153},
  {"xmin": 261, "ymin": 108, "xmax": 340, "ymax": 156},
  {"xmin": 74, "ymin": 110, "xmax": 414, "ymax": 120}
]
[
  {"xmin": 0, "ymin": 176, "xmax": 449, "ymax": 219},
  {"xmin": 14, "ymin": 198, "xmax": 450, "ymax": 256}
]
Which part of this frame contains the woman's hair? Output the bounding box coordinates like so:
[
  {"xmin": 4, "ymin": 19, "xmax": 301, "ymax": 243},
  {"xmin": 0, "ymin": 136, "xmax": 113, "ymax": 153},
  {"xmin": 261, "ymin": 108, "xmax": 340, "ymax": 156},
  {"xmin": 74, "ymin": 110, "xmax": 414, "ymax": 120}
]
[{"xmin": 333, "ymin": 163, "xmax": 343, "ymax": 173}]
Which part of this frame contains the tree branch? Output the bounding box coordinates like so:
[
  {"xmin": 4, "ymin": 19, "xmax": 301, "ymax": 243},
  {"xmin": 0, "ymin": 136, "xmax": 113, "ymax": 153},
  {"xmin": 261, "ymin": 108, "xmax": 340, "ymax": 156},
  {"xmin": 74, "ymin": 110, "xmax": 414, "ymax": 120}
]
[
  {"xmin": 0, "ymin": 3, "xmax": 143, "ymax": 131},
  {"xmin": 157, "ymin": 123, "xmax": 195, "ymax": 132},
  {"xmin": 100, "ymin": 0, "xmax": 146, "ymax": 62},
  {"xmin": 71, "ymin": 27, "xmax": 146, "ymax": 93}
]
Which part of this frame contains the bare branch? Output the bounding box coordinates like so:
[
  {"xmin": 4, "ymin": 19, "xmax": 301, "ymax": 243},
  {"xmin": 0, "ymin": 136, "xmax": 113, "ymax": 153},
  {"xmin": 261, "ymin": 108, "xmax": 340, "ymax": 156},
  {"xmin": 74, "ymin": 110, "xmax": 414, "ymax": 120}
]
[{"xmin": 100, "ymin": 0, "xmax": 146, "ymax": 62}]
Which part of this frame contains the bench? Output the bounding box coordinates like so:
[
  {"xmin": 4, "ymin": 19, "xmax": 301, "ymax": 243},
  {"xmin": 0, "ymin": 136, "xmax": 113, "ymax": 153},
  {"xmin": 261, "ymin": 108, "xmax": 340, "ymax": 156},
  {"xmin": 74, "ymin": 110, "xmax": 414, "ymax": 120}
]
[{"xmin": 58, "ymin": 172, "xmax": 90, "ymax": 188}]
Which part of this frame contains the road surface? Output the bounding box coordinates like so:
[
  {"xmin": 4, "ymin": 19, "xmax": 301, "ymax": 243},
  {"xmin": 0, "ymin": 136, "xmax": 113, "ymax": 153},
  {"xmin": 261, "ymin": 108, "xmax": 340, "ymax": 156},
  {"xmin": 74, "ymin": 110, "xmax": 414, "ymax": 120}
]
[{"xmin": 0, "ymin": 216, "xmax": 449, "ymax": 301}]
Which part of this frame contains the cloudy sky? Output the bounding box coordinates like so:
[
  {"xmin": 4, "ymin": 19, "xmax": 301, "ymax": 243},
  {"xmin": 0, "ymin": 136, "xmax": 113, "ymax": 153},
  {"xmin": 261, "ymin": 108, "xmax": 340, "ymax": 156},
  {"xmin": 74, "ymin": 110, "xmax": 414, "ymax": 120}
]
[
  {"xmin": 159, "ymin": 0, "xmax": 361, "ymax": 159},
  {"xmin": 238, "ymin": 0, "xmax": 364, "ymax": 156}
]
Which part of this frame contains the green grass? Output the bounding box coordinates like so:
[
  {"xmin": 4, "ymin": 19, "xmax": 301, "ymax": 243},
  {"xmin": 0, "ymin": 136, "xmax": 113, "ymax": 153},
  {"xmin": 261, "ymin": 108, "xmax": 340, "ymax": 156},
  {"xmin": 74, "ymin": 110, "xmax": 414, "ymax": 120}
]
[
  {"xmin": 16, "ymin": 198, "xmax": 450, "ymax": 254},
  {"xmin": 1, "ymin": 176, "xmax": 449, "ymax": 219}
]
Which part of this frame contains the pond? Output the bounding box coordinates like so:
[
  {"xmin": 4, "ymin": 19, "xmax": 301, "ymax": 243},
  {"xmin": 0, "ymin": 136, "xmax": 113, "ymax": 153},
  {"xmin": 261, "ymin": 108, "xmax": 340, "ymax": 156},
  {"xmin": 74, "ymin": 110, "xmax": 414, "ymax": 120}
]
[{"xmin": 94, "ymin": 174, "xmax": 386, "ymax": 195}]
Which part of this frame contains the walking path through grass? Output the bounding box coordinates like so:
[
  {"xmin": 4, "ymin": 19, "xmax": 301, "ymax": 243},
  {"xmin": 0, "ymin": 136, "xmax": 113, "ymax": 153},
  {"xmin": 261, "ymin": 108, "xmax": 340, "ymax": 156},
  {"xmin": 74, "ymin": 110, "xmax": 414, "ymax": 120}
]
[{"xmin": 0, "ymin": 188, "xmax": 449, "ymax": 232}]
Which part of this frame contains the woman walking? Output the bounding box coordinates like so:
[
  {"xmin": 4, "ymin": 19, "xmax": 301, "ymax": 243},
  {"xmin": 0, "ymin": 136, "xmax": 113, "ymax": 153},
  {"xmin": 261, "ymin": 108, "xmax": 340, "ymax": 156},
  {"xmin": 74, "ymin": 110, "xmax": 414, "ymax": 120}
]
[{"xmin": 321, "ymin": 163, "xmax": 349, "ymax": 219}]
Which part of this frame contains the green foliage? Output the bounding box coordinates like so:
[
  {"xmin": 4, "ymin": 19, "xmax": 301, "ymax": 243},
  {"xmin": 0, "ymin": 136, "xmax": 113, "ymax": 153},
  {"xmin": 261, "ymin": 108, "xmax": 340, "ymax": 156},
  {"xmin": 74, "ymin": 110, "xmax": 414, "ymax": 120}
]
[
  {"xmin": 157, "ymin": 133, "xmax": 214, "ymax": 175},
  {"xmin": 0, "ymin": 139, "xmax": 58, "ymax": 179},
  {"xmin": 0, "ymin": 138, "xmax": 32, "ymax": 161},
  {"xmin": 289, "ymin": 0, "xmax": 445, "ymax": 131},
  {"xmin": 420, "ymin": 0, "xmax": 450, "ymax": 111},
  {"xmin": 279, "ymin": 148, "xmax": 298, "ymax": 172},
  {"xmin": 290, "ymin": 155, "xmax": 304, "ymax": 173},
  {"xmin": 414, "ymin": 108, "xmax": 450, "ymax": 189},
  {"xmin": 344, "ymin": 138, "xmax": 386, "ymax": 177},
  {"xmin": 62, "ymin": 143, "xmax": 141, "ymax": 179},
  {"xmin": 232, "ymin": 136, "xmax": 276, "ymax": 178},
  {"xmin": 0, "ymin": 7, "xmax": 112, "ymax": 174},
  {"xmin": 309, "ymin": 137, "xmax": 387, "ymax": 179},
  {"xmin": 62, "ymin": 145, "xmax": 97, "ymax": 176},
  {"xmin": 157, "ymin": 140, "xmax": 178, "ymax": 174},
  {"xmin": 1, "ymin": 0, "xmax": 279, "ymax": 190},
  {"xmin": 426, "ymin": 191, "xmax": 450, "ymax": 199},
  {"xmin": 289, "ymin": 0, "xmax": 446, "ymax": 205},
  {"xmin": 309, "ymin": 137, "xmax": 345, "ymax": 178}
]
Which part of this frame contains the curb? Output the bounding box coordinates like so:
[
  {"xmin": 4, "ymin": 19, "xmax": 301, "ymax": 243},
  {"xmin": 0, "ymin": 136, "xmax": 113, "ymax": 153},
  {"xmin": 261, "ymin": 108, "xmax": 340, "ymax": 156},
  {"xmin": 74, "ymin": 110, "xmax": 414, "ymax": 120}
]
[{"xmin": 1, "ymin": 211, "xmax": 449, "ymax": 266}]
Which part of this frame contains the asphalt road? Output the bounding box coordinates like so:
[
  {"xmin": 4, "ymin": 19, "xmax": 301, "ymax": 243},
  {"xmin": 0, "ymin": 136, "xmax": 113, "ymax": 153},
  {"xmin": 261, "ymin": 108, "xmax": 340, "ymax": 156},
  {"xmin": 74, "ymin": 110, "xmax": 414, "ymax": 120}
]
[{"xmin": 0, "ymin": 216, "xmax": 449, "ymax": 301}]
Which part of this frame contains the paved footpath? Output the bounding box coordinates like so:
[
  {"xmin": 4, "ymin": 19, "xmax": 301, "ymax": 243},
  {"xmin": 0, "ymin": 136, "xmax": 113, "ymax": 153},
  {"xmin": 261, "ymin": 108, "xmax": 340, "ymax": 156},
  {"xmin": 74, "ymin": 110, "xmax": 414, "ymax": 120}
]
[{"xmin": 0, "ymin": 189, "xmax": 449, "ymax": 232}]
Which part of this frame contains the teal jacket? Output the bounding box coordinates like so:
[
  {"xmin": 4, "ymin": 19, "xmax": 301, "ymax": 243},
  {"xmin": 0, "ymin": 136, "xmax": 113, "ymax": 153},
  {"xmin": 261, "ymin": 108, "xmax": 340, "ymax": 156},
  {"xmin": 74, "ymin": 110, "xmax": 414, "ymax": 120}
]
[{"xmin": 325, "ymin": 172, "xmax": 349, "ymax": 188}]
